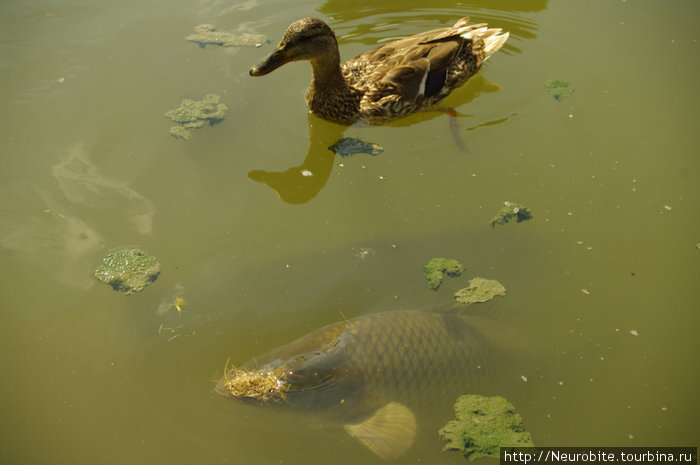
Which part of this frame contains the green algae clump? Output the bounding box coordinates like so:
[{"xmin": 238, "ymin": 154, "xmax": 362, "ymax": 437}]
[
  {"xmin": 216, "ymin": 366, "xmax": 290, "ymax": 403},
  {"xmin": 454, "ymin": 277, "xmax": 506, "ymax": 304},
  {"xmin": 440, "ymin": 395, "xmax": 534, "ymax": 460},
  {"xmin": 169, "ymin": 125, "xmax": 194, "ymax": 140},
  {"xmin": 94, "ymin": 248, "xmax": 160, "ymax": 295},
  {"xmin": 424, "ymin": 257, "xmax": 464, "ymax": 290},
  {"xmin": 329, "ymin": 137, "xmax": 384, "ymax": 157},
  {"xmin": 165, "ymin": 94, "xmax": 227, "ymax": 140},
  {"xmin": 491, "ymin": 201, "xmax": 532, "ymax": 227},
  {"xmin": 186, "ymin": 24, "xmax": 268, "ymax": 48},
  {"xmin": 545, "ymin": 79, "xmax": 575, "ymax": 101}
]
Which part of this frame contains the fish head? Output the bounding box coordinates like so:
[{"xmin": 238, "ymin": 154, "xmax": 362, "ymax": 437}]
[{"xmin": 216, "ymin": 324, "xmax": 364, "ymax": 416}]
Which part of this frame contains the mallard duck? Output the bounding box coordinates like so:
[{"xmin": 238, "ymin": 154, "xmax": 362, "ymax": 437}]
[{"xmin": 249, "ymin": 17, "xmax": 508, "ymax": 124}]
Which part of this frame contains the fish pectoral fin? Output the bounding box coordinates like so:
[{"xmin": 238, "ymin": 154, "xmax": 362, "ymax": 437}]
[{"xmin": 344, "ymin": 402, "xmax": 417, "ymax": 460}]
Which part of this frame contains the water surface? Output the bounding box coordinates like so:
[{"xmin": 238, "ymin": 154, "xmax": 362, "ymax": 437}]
[{"xmin": 1, "ymin": 0, "xmax": 698, "ymax": 463}]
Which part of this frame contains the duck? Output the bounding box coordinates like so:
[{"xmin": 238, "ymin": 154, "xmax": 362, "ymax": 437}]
[{"xmin": 249, "ymin": 17, "xmax": 509, "ymax": 125}]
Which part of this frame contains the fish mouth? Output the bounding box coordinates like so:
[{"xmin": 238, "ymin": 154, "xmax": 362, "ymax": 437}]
[
  {"xmin": 249, "ymin": 49, "xmax": 287, "ymax": 76},
  {"xmin": 216, "ymin": 366, "xmax": 290, "ymax": 403}
]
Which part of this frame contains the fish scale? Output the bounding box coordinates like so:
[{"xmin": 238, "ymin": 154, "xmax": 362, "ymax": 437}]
[
  {"xmin": 221, "ymin": 308, "xmax": 495, "ymax": 459},
  {"xmin": 238, "ymin": 309, "xmax": 491, "ymax": 419},
  {"xmin": 342, "ymin": 311, "xmax": 487, "ymax": 411}
]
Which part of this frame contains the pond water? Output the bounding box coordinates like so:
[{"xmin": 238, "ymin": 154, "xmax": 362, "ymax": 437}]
[{"xmin": 1, "ymin": 0, "xmax": 698, "ymax": 463}]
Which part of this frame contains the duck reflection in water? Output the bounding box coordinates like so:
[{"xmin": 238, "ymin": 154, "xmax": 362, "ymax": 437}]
[
  {"xmin": 247, "ymin": 17, "xmax": 511, "ymax": 204},
  {"xmin": 247, "ymin": 75, "xmax": 507, "ymax": 204}
]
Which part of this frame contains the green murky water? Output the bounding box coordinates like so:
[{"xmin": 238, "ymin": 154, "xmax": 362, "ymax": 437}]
[{"xmin": 1, "ymin": 0, "xmax": 698, "ymax": 463}]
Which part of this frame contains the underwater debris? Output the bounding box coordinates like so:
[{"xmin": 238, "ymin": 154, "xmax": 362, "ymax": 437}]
[
  {"xmin": 440, "ymin": 394, "xmax": 534, "ymax": 460},
  {"xmin": 491, "ymin": 201, "xmax": 532, "ymax": 227},
  {"xmin": 329, "ymin": 138, "xmax": 384, "ymax": 157},
  {"xmin": 423, "ymin": 257, "xmax": 464, "ymax": 290},
  {"xmin": 217, "ymin": 365, "xmax": 290, "ymax": 402},
  {"xmin": 94, "ymin": 248, "xmax": 160, "ymax": 295},
  {"xmin": 172, "ymin": 296, "xmax": 188, "ymax": 313},
  {"xmin": 165, "ymin": 94, "xmax": 227, "ymax": 140},
  {"xmin": 186, "ymin": 24, "xmax": 268, "ymax": 48},
  {"xmin": 454, "ymin": 278, "xmax": 506, "ymax": 303},
  {"xmin": 545, "ymin": 79, "xmax": 575, "ymax": 101}
]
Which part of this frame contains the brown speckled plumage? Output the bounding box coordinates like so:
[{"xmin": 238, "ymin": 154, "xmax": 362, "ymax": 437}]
[{"xmin": 249, "ymin": 17, "xmax": 509, "ymax": 124}]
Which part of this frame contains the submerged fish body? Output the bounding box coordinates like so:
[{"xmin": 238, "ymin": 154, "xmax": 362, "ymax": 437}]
[{"xmin": 217, "ymin": 309, "xmax": 494, "ymax": 459}]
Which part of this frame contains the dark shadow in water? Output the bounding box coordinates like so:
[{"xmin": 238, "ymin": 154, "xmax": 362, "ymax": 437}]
[
  {"xmin": 317, "ymin": 0, "xmax": 546, "ymax": 54},
  {"xmin": 381, "ymin": 74, "xmax": 502, "ymax": 127},
  {"xmin": 319, "ymin": 0, "xmax": 548, "ymax": 17},
  {"xmin": 248, "ymin": 74, "xmax": 507, "ymax": 204}
]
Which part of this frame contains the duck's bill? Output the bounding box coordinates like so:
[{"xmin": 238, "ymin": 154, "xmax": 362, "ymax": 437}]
[{"xmin": 249, "ymin": 49, "xmax": 287, "ymax": 76}]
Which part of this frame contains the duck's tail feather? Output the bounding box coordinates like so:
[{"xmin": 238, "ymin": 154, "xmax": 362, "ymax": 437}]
[
  {"xmin": 482, "ymin": 30, "xmax": 509, "ymax": 60},
  {"xmin": 460, "ymin": 25, "xmax": 509, "ymax": 61}
]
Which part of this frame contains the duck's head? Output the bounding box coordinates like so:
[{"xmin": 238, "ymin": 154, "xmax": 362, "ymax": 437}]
[{"xmin": 250, "ymin": 18, "xmax": 338, "ymax": 76}]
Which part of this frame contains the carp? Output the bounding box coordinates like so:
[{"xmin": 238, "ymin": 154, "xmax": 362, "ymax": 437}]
[{"xmin": 216, "ymin": 309, "xmax": 497, "ymax": 460}]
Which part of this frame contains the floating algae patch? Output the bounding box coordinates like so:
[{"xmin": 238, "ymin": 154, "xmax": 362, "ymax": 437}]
[
  {"xmin": 216, "ymin": 365, "xmax": 289, "ymax": 403},
  {"xmin": 165, "ymin": 94, "xmax": 227, "ymax": 140},
  {"xmin": 424, "ymin": 257, "xmax": 464, "ymax": 290},
  {"xmin": 168, "ymin": 125, "xmax": 195, "ymax": 140},
  {"xmin": 454, "ymin": 278, "xmax": 506, "ymax": 304},
  {"xmin": 440, "ymin": 395, "xmax": 534, "ymax": 460},
  {"xmin": 186, "ymin": 24, "xmax": 268, "ymax": 48},
  {"xmin": 491, "ymin": 201, "xmax": 532, "ymax": 227},
  {"xmin": 329, "ymin": 137, "xmax": 384, "ymax": 157},
  {"xmin": 94, "ymin": 248, "xmax": 160, "ymax": 295},
  {"xmin": 545, "ymin": 79, "xmax": 575, "ymax": 101}
]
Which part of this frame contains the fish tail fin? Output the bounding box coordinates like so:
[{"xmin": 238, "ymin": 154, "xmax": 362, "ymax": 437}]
[{"xmin": 344, "ymin": 402, "xmax": 417, "ymax": 460}]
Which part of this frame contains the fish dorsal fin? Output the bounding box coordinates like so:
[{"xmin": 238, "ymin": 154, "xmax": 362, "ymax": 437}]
[{"xmin": 344, "ymin": 402, "xmax": 417, "ymax": 460}]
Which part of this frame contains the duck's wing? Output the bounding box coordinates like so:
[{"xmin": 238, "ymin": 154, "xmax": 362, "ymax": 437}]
[
  {"xmin": 343, "ymin": 19, "xmax": 508, "ymax": 117},
  {"xmin": 340, "ymin": 39, "xmax": 460, "ymax": 120},
  {"xmin": 344, "ymin": 29, "xmax": 463, "ymax": 96}
]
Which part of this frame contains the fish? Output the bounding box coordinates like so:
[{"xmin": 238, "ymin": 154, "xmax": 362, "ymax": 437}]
[{"xmin": 216, "ymin": 308, "xmax": 498, "ymax": 460}]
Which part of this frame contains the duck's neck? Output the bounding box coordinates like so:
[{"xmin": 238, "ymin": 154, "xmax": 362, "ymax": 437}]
[
  {"xmin": 309, "ymin": 53, "xmax": 345, "ymax": 90},
  {"xmin": 306, "ymin": 52, "xmax": 359, "ymax": 122}
]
